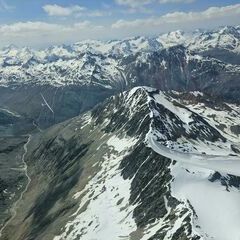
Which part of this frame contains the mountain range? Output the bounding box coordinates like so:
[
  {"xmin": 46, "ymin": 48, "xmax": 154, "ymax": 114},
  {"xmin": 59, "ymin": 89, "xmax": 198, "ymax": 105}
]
[
  {"xmin": 0, "ymin": 26, "xmax": 240, "ymax": 240},
  {"xmin": 0, "ymin": 26, "xmax": 240, "ymax": 130},
  {"xmin": 1, "ymin": 87, "xmax": 240, "ymax": 240}
]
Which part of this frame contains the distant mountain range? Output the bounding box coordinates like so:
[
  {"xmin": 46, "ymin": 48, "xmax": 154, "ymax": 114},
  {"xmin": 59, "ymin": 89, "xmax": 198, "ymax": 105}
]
[
  {"xmin": 1, "ymin": 26, "xmax": 240, "ymax": 240},
  {"xmin": 0, "ymin": 25, "xmax": 239, "ymax": 86},
  {"xmin": 0, "ymin": 26, "xmax": 239, "ymax": 129}
]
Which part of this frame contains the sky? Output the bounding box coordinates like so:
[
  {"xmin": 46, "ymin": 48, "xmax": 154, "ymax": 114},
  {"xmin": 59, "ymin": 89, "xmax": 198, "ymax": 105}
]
[{"xmin": 0, "ymin": 0, "xmax": 239, "ymax": 48}]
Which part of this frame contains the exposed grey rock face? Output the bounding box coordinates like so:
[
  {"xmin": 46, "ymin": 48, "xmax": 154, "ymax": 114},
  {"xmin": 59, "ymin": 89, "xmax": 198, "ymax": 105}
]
[
  {"xmin": 1, "ymin": 87, "xmax": 240, "ymax": 240},
  {"xmin": 0, "ymin": 26, "xmax": 239, "ymax": 129}
]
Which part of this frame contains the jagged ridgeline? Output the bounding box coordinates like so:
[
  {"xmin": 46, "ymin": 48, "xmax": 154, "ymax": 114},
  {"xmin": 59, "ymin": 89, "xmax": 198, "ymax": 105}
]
[
  {"xmin": 0, "ymin": 26, "xmax": 240, "ymax": 130},
  {"xmin": 1, "ymin": 87, "xmax": 240, "ymax": 240}
]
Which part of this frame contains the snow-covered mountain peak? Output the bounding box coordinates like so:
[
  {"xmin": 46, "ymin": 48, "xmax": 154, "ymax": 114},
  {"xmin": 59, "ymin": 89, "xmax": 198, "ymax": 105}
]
[
  {"xmin": 0, "ymin": 25, "xmax": 239, "ymax": 106},
  {"xmin": 157, "ymin": 30, "xmax": 189, "ymax": 48},
  {"xmin": 2, "ymin": 84, "xmax": 240, "ymax": 240},
  {"xmin": 39, "ymin": 87, "xmax": 240, "ymax": 239},
  {"xmin": 189, "ymin": 26, "xmax": 240, "ymax": 52},
  {"xmin": 218, "ymin": 25, "xmax": 239, "ymax": 35},
  {"xmin": 0, "ymin": 25, "xmax": 239, "ymax": 64}
]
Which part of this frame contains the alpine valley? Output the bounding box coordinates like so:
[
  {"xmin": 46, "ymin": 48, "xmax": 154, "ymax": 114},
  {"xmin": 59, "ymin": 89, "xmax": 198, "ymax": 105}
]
[{"xmin": 0, "ymin": 26, "xmax": 240, "ymax": 240}]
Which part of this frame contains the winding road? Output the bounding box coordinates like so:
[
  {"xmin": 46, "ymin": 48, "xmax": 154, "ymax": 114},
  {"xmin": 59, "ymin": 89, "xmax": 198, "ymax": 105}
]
[{"xmin": 0, "ymin": 135, "xmax": 32, "ymax": 237}]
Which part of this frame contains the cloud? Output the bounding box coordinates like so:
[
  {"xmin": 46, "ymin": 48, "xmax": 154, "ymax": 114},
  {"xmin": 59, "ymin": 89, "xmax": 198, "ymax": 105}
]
[
  {"xmin": 115, "ymin": 0, "xmax": 154, "ymax": 14},
  {"xmin": 75, "ymin": 10, "xmax": 112, "ymax": 18},
  {"xmin": 115, "ymin": 0, "xmax": 153, "ymax": 8},
  {"xmin": 159, "ymin": 0, "xmax": 195, "ymax": 3},
  {"xmin": 115, "ymin": 0, "xmax": 195, "ymax": 8},
  {"xmin": 0, "ymin": 22, "xmax": 67, "ymax": 35},
  {"xmin": 43, "ymin": 4, "xmax": 86, "ymax": 16},
  {"xmin": 0, "ymin": 21, "xmax": 105, "ymax": 47},
  {"xmin": 0, "ymin": 4, "xmax": 239, "ymax": 48},
  {"xmin": 0, "ymin": 0, "xmax": 14, "ymax": 11},
  {"xmin": 43, "ymin": 4, "xmax": 111, "ymax": 18},
  {"xmin": 112, "ymin": 3, "xmax": 240, "ymax": 30},
  {"xmin": 0, "ymin": 21, "xmax": 102, "ymax": 36},
  {"xmin": 87, "ymin": 10, "xmax": 112, "ymax": 17}
]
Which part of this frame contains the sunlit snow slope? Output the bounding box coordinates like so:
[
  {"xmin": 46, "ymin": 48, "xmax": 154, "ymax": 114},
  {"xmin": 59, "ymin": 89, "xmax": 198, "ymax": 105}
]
[
  {"xmin": 2, "ymin": 87, "xmax": 240, "ymax": 240},
  {"xmin": 145, "ymin": 87, "xmax": 240, "ymax": 240}
]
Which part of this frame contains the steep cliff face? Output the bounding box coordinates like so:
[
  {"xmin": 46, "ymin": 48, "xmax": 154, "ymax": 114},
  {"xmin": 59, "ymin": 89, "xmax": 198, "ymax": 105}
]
[{"xmin": 1, "ymin": 87, "xmax": 240, "ymax": 240}]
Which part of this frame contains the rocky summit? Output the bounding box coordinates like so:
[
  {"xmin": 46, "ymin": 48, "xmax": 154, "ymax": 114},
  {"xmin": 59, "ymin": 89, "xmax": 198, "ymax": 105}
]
[
  {"xmin": 1, "ymin": 87, "xmax": 240, "ymax": 240},
  {"xmin": 0, "ymin": 24, "xmax": 240, "ymax": 240}
]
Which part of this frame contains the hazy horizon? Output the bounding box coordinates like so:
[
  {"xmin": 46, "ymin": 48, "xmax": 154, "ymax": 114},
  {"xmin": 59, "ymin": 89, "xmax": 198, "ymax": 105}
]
[{"xmin": 0, "ymin": 0, "xmax": 239, "ymax": 48}]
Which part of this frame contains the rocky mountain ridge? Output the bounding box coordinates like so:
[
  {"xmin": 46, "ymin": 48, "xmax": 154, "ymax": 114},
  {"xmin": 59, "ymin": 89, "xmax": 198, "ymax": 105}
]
[
  {"xmin": 0, "ymin": 26, "xmax": 239, "ymax": 87},
  {"xmin": 1, "ymin": 87, "xmax": 240, "ymax": 240},
  {"xmin": 1, "ymin": 26, "xmax": 240, "ymax": 62},
  {"xmin": 0, "ymin": 25, "xmax": 239, "ymax": 129}
]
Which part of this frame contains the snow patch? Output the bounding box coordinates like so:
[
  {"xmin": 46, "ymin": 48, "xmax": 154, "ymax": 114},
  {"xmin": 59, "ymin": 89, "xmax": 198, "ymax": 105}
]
[{"xmin": 54, "ymin": 135, "xmax": 138, "ymax": 240}]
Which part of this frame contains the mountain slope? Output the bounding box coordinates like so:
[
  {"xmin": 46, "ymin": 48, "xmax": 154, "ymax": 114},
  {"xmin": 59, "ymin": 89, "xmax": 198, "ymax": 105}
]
[
  {"xmin": 0, "ymin": 26, "xmax": 239, "ymax": 131},
  {"xmin": 0, "ymin": 47, "xmax": 239, "ymax": 130},
  {"xmin": 1, "ymin": 28, "xmax": 239, "ymax": 89},
  {"xmin": 0, "ymin": 108, "xmax": 36, "ymax": 232},
  {"xmin": 1, "ymin": 87, "xmax": 240, "ymax": 240}
]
